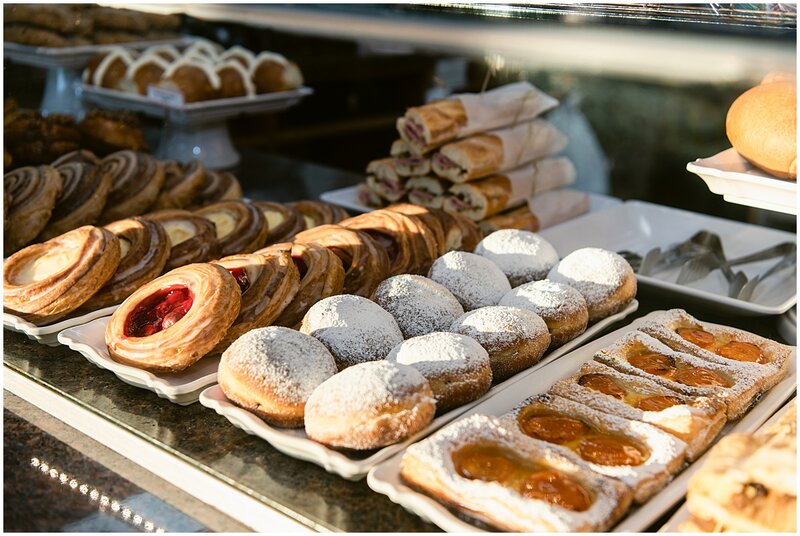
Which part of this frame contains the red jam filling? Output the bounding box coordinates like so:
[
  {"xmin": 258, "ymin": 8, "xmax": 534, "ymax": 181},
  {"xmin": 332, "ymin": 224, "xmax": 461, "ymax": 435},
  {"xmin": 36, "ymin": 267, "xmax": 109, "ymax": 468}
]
[
  {"xmin": 291, "ymin": 254, "xmax": 308, "ymax": 278},
  {"xmin": 227, "ymin": 267, "xmax": 250, "ymax": 293},
  {"xmin": 124, "ymin": 285, "xmax": 194, "ymax": 337}
]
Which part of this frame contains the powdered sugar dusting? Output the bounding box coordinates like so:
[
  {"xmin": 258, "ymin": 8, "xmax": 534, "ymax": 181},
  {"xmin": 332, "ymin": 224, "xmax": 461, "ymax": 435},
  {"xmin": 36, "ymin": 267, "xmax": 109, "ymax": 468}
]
[
  {"xmin": 547, "ymin": 248, "xmax": 633, "ymax": 307},
  {"xmin": 474, "ymin": 230, "xmax": 559, "ymax": 287},
  {"xmin": 500, "ymin": 279, "xmax": 587, "ymax": 323},
  {"xmin": 428, "ymin": 251, "xmax": 511, "ymax": 311},
  {"xmin": 450, "ymin": 306, "xmax": 548, "ymax": 351},
  {"xmin": 373, "ymin": 275, "xmax": 464, "ymax": 338},
  {"xmin": 387, "ymin": 332, "xmax": 490, "ymax": 376}
]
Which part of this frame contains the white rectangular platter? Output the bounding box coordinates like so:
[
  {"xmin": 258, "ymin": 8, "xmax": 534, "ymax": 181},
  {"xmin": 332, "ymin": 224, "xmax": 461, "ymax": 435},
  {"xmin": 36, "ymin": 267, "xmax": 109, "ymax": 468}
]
[
  {"xmin": 539, "ymin": 200, "xmax": 796, "ymax": 316},
  {"xmin": 4, "ymin": 306, "xmax": 118, "ymax": 347},
  {"xmin": 367, "ymin": 311, "xmax": 797, "ymax": 532},
  {"xmin": 4, "ymin": 38, "xmax": 192, "ymax": 69},
  {"xmin": 199, "ymin": 300, "xmax": 638, "ymax": 481},
  {"xmin": 57, "ymin": 317, "xmax": 219, "ymax": 405},
  {"xmin": 687, "ymin": 147, "xmax": 797, "ymax": 215}
]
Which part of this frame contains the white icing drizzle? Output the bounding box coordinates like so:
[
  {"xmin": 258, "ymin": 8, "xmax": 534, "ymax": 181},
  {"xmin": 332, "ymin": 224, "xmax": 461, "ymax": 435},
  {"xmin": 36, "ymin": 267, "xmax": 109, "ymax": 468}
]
[
  {"xmin": 547, "ymin": 247, "xmax": 633, "ymax": 308},
  {"xmin": 428, "ymin": 251, "xmax": 511, "ymax": 311},
  {"xmin": 214, "ymin": 60, "xmax": 256, "ymax": 96},
  {"xmin": 500, "ymin": 279, "xmax": 587, "ymax": 324},
  {"xmin": 248, "ymin": 51, "xmax": 289, "ymax": 79},
  {"xmin": 373, "ymin": 274, "xmax": 464, "ymax": 338},
  {"xmin": 163, "ymin": 58, "xmax": 222, "ymax": 90},
  {"xmin": 126, "ymin": 53, "xmax": 170, "ymax": 81},
  {"xmin": 386, "ymin": 332, "xmax": 490, "ymax": 378},
  {"xmin": 92, "ymin": 48, "xmax": 136, "ymax": 86},
  {"xmin": 183, "ymin": 39, "xmax": 223, "ymax": 59},
  {"xmin": 219, "ymin": 45, "xmax": 255, "ymax": 66},
  {"xmin": 143, "ymin": 44, "xmax": 181, "ymax": 61},
  {"xmin": 449, "ymin": 305, "xmax": 548, "ymax": 352},
  {"xmin": 474, "ymin": 230, "xmax": 560, "ymax": 287}
]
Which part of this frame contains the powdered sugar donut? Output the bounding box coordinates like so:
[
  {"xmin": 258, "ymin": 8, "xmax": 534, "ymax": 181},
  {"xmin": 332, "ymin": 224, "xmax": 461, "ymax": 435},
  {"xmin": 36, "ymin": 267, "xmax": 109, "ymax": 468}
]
[
  {"xmin": 547, "ymin": 248, "xmax": 636, "ymax": 323},
  {"xmin": 500, "ymin": 279, "xmax": 589, "ymax": 349},
  {"xmin": 474, "ymin": 229, "xmax": 559, "ymax": 287},
  {"xmin": 387, "ymin": 332, "xmax": 491, "ymax": 412},
  {"xmin": 300, "ymin": 294, "xmax": 403, "ymax": 370},
  {"xmin": 428, "ymin": 251, "xmax": 511, "ymax": 311},
  {"xmin": 304, "ymin": 360, "xmax": 436, "ymax": 450},
  {"xmin": 218, "ymin": 326, "xmax": 337, "ymax": 428},
  {"xmin": 450, "ymin": 306, "xmax": 550, "ymax": 382},
  {"xmin": 373, "ymin": 274, "xmax": 464, "ymax": 338}
]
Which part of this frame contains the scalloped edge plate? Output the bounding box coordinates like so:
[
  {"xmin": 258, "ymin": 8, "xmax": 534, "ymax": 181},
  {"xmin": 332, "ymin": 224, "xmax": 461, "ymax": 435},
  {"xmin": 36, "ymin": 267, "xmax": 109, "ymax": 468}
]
[{"xmin": 4, "ymin": 306, "xmax": 118, "ymax": 347}]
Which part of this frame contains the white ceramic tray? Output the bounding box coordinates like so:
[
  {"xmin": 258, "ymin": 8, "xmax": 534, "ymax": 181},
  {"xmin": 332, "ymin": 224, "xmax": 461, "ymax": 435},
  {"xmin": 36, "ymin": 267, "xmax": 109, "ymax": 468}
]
[
  {"xmin": 367, "ymin": 311, "xmax": 797, "ymax": 532},
  {"xmin": 198, "ymin": 300, "xmax": 638, "ymax": 481},
  {"xmin": 3, "ymin": 306, "xmax": 118, "ymax": 347},
  {"xmin": 687, "ymin": 148, "xmax": 797, "ymax": 215},
  {"xmin": 57, "ymin": 317, "xmax": 219, "ymax": 405},
  {"xmin": 539, "ymin": 200, "xmax": 797, "ymax": 316},
  {"xmin": 4, "ymin": 38, "xmax": 192, "ymax": 69}
]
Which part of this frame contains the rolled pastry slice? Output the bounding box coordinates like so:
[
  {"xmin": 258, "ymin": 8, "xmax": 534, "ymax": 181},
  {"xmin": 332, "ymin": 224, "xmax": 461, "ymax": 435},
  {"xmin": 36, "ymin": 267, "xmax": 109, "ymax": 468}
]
[
  {"xmin": 528, "ymin": 189, "xmax": 590, "ymax": 229},
  {"xmin": 125, "ymin": 53, "xmax": 170, "ymax": 95},
  {"xmin": 144, "ymin": 209, "xmax": 219, "ymax": 270},
  {"xmin": 160, "ymin": 58, "xmax": 221, "ymax": 103},
  {"xmin": 390, "ymin": 138, "xmax": 410, "ymax": 157},
  {"xmin": 189, "ymin": 170, "xmax": 243, "ymax": 208},
  {"xmin": 400, "ymin": 414, "xmax": 632, "ymax": 532},
  {"xmin": 99, "ymin": 151, "xmax": 165, "ymax": 224},
  {"xmin": 195, "ymin": 200, "xmax": 269, "ymax": 257},
  {"xmin": 479, "ymin": 204, "xmax": 540, "ymax": 235},
  {"xmin": 152, "ymin": 160, "xmax": 206, "ymax": 211},
  {"xmin": 39, "ymin": 162, "xmax": 112, "ymax": 241},
  {"xmin": 215, "ymin": 60, "xmax": 256, "ymax": 99},
  {"xmin": 594, "ymin": 331, "xmax": 763, "ymax": 420},
  {"xmin": 550, "ymin": 360, "xmax": 726, "ymax": 461},
  {"xmin": 51, "ymin": 149, "xmax": 100, "ymax": 167},
  {"xmin": 250, "ymin": 200, "xmax": 303, "ymax": 245},
  {"xmin": 250, "ymin": 51, "xmax": 303, "ymax": 93},
  {"xmin": 637, "ymin": 309, "xmax": 791, "ymax": 392},
  {"xmin": 255, "ymin": 242, "xmax": 345, "ymax": 328},
  {"xmin": 386, "ymin": 202, "xmax": 447, "ymax": 257},
  {"xmin": 475, "ymin": 229, "xmax": 559, "ymax": 287},
  {"xmin": 292, "ymin": 224, "xmax": 390, "ymax": 297},
  {"xmin": 287, "ymin": 200, "xmax": 348, "ymax": 230},
  {"xmin": 394, "ymin": 154, "xmax": 431, "ymax": 177},
  {"xmin": 443, "ymin": 175, "xmax": 512, "ymax": 221},
  {"xmin": 82, "ymin": 217, "xmax": 171, "ymax": 310},
  {"xmin": 4, "ymin": 165, "xmax": 63, "ymax": 255},
  {"xmin": 211, "ymin": 252, "xmax": 300, "ymax": 352},
  {"xmin": 105, "ymin": 263, "xmax": 241, "ymax": 372},
  {"xmin": 500, "ymin": 393, "xmax": 687, "ymax": 503},
  {"xmin": 406, "ymin": 176, "xmax": 448, "ymax": 209},
  {"xmin": 356, "ymin": 182, "xmax": 385, "ymax": 209},
  {"xmin": 366, "ymin": 158, "xmax": 407, "ymax": 202},
  {"xmin": 3, "ymin": 226, "xmax": 121, "ymax": 325},
  {"xmin": 428, "ymin": 251, "xmax": 511, "ymax": 311}
]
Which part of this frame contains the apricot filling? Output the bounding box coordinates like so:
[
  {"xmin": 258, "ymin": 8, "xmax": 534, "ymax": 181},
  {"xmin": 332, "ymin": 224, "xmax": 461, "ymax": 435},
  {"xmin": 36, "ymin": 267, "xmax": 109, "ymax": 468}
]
[
  {"xmin": 677, "ymin": 327, "xmax": 714, "ymax": 348},
  {"xmin": 628, "ymin": 353, "xmax": 675, "ymax": 376},
  {"xmin": 578, "ymin": 436, "xmax": 647, "ymax": 466},
  {"xmin": 626, "ymin": 349, "xmax": 733, "ymax": 388},
  {"xmin": 452, "ymin": 443, "xmax": 522, "ymax": 484},
  {"xmin": 634, "ymin": 395, "xmax": 683, "ymax": 412},
  {"xmin": 521, "ymin": 470, "xmax": 593, "ymax": 512},
  {"xmin": 227, "ymin": 267, "xmax": 250, "ymax": 293},
  {"xmin": 520, "ymin": 415, "xmax": 590, "ymax": 444},
  {"xmin": 677, "ymin": 326, "xmax": 767, "ymax": 364},
  {"xmin": 578, "ymin": 373, "xmax": 626, "ymax": 400},
  {"xmin": 578, "ymin": 373, "xmax": 684, "ymax": 412},
  {"xmin": 673, "ymin": 367, "xmax": 731, "ymax": 388},
  {"xmin": 125, "ymin": 285, "xmax": 194, "ymax": 337}
]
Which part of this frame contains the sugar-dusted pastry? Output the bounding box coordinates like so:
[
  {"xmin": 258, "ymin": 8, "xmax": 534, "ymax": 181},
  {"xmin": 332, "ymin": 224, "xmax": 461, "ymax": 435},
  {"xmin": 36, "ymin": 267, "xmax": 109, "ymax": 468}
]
[
  {"xmin": 300, "ymin": 294, "xmax": 403, "ymax": 370},
  {"xmin": 501, "ymin": 393, "xmax": 687, "ymax": 503},
  {"xmin": 211, "ymin": 251, "xmax": 300, "ymax": 352},
  {"xmin": 215, "ymin": 60, "xmax": 256, "ymax": 99},
  {"xmin": 474, "ymin": 229, "xmax": 559, "ymax": 287},
  {"xmin": 4, "ymin": 226, "xmax": 120, "ymax": 325},
  {"xmin": 304, "ymin": 360, "xmax": 436, "ymax": 450},
  {"xmin": 450, "ymin": 305, "xmax": 550, "ymax": 382},
  {"xmin": 195, "ymin": 200, "xmax": 269, "ymax": 257},
  {"xmin": 548, "ymin": 247, "xmax": 636, "ymax": 322},
  {"xmin": 372, "ymin": 274, "xmax": 464, "ymax": 339},
  {"xmin": 550, "ymin": 360, "xmax": 726, "ymax": 460},
  {"xmin": 500, "ymin": 279, "xmax": 589, "ymax": 349},
  {"xmin": 189, "ymin": 170, "xmax": 243, "ymax": 208},
  {"xmin": 400, "ymin": 414, "xmax": 632, "ymax": 532},
  {"xmin": 638, "ymin": 309, "xmax": 791, "ymax": 392},
  {"xmin": 250, "ymin": 201, "xmax": 303, "ymax": 245},
  {"xmin": 160, "ymin": 58, "xmax": 220, "ymax": 102},
  {"xmin": 38, "ymin": 162, "xmax": 112, "ymax": 241},
  {"xmin": 82, "ymin": 217, "xmax": 170, "ymax": 311},
  {"xmin": 428, "ymin": 251, "xmax": 510, "ymax": 311},
  {"xmin": 387, "ymin": 332, "xmax": 491, "ymax": 412},
  {"xmin": 287, "ymin": 200, "xmax": 348, "ymax": 230},
  {"xmin": 219, "ymin": 326, "xmax": 337, "ymax": 428},
  {"xmin": 595, "ymin": 331, "xmax": 763, "ymax": 420},
  {"xmin": 152, "ymin": 160, "xmax": 206, "ymax": 211},
  {"xmin": 255, "ymin": 242, "xmax": 345, "ymax": 328},
  {"xmin": 99, "ymin": 151, "xmax": 165, "ymax": 224},
  {"xmin": 250, "ymin": 51, "xmax": 303, "ymax": 93},
  {"xmin": 144, "ymin": 209, "xmax": 219, "ymax": 270},
  {"xmin": 4, "ymin": 165, "xmax": 63, "ymax": 255},
  {"xmin": 105, "ymin": 263, "xmax": 241, "ymax": 372}
]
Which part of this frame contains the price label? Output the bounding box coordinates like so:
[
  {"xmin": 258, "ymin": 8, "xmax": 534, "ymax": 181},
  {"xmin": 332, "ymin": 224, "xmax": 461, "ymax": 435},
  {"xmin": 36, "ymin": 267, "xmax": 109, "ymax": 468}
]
[{"xmin": 147, "ymin": 85, "xmax": 184, "ymax": 106}]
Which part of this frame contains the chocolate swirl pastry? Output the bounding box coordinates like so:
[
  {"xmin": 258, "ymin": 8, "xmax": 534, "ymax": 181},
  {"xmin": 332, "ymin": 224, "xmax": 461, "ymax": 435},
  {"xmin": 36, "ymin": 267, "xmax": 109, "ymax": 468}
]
[
  {"xmin": 81, "ymin": 217, "xmax": 171, "ymax": 311},
  {"xmin": 51, "ymin": 149, "xmax": 100, "ymax": 167},
  {"xmin": 195, "ymin": 200, "xmax": 269, "ymax": 257},
  {"xmin": 99, "ymin": 151, "xmax": 165, "ymax": 223},
  {"xmin": 250, "ymin": 200, "xmax": 304, "ymax": 245},
  {"xmin": 152, "ymin": 160, "xmax": 206, "ymax": 211},
  {"xmin": 78, "ymin": 109, "xmax": 147, "ymax": 156},
  {"xmin": 287, "ymin": 200, "xmax": 349, "ymax": 231},
  {"xmin": 143, "ymin": 209, "xmax": 219, "ymax": 271},
  {"xmin": 189, "ymin": 170, "xmax": 243, "ymax": 208},
  {"xmin": 38, "ymin": 161, "xmax": 113, "ymax": 241},
  {"xmin": 4, "ymin": 165, "xmax": 63, "ymax": 255}
]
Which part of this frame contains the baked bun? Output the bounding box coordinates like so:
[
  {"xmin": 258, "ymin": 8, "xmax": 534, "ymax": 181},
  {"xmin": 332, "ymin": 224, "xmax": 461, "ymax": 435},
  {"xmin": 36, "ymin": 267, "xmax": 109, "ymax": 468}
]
[
  {"xmin": 218, "ymin": 326, "xmax": 337, "ymax": 428},
  {"xmin": 428, "ymin": 251, "xmax": 511, "ymax": 311},
  {"xmin": 474, "ymin": 230, "xmax": 559, "ymax": 287},
  {"xmin": 726, "ymin": 81, "xmax": 797, "ymax": 180},
  {"xmin": 304, "ymin": 360, "xmax": 436, "ymax": 450},
  {"xmin": 387, "ymin": 332, "xmax": 491, "ymax": 412}
]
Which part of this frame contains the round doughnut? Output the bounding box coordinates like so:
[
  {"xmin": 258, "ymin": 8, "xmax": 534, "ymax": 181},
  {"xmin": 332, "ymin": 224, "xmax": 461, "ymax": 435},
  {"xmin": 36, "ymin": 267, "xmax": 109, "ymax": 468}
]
[
  {"xmin": 547, "ymin": 248, "xmax": 636, "ymax": 323},
  {"xmin": 474, "ymin": 229, "xmax": 559, "ymax": 287},
  {"xmin": 372, "ymin": 274, "xmax": 464, "ymax": 339},
  {"xmin": 304, "ymin": 360, "xmax": 436, "ymax": 450},
  {"xmin": 387, "ymin": 332, "xmax": 491, "ymax": 412},
  {"xmin": 218, "ymin": 326, "xmax": 337, "ymax": 428},
  {"xmin": 300, "ymin": 294, "xmax": 403, "ymax": 370},
  {"xmin": 428, "ymin": 251, "xmax": 511, "ymax": 311},
  {"xmin": 500, "ymin": 279, "xmax": 589, "ymax": 349},
  {"xmin": 450, "ymin": 306, "xmax": 551, "ymax": 382}
]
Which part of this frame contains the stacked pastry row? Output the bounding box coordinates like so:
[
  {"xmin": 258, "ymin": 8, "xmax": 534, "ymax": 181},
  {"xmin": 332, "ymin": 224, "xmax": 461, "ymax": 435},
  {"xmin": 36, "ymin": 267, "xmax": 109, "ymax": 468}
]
[
  {"xmin": 4, "ymin": 4, "xmax": 180, "ymax": 48},
  {"xmin": 85, "ymin": 40, "xmax": 303, "ymax": 103},
  {"xmin": 400, "ymin": 309, "xmax": 792, "ymax": 531}
]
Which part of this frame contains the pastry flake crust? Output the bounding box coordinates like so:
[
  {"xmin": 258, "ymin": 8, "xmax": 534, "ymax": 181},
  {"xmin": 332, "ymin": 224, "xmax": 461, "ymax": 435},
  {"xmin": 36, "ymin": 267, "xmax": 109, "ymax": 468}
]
[
  {"xmin": 99, "ymin": 151, "xmax": 165, "ymax": 223},
  {"xmin": 4, "ymin": 164, "xmax": 63, "ymax": 255},
  {"xmin": 195, "ymin": 199, "xmax": 269, "ymax": 257},
  {"xmin": 143, "ymin": 209, "xmax": 219, "ymax": 270}
]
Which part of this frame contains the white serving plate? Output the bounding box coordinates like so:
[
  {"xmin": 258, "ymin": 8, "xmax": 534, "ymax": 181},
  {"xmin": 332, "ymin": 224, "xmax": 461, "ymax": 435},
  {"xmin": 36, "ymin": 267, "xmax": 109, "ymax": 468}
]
[
  {"xmin": 199, "ymin": 300, "xmax": 638, "ymax": 481},
  {"xmin": 3, "ymin": 306, "xmax": 118, "ymax": 347},
  {"xmin": 4, "ymin": 38, "xmax": 193, "ymax": 69},
  {"xmin": 687, "ymin": 148, "xmax": 797, "ymax": 215},
  {"xmin": 367, "ymin": 311, "xmax": 797, "ymax": 532},
  {"xmin": 539, "ymin": 200, "xmax": 797, "ymax": 316},
  {"xmin": 57, "ymin": 317, "xmax": 219, "ymax": 405}
]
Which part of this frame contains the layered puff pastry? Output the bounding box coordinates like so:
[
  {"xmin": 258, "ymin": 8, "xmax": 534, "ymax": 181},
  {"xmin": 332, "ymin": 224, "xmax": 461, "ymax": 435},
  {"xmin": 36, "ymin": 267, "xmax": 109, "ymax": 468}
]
[
  {"xmin": 195, "ymin": 200, "xmax": 269, "ymax": 257},
  {"xmin": 4, "ymin": 226, "xmax": 121, "ymax": 325},
  {"xmin": 594, "ymin": 331, "xmax": 762, "ymax": 420},
  {"xmin": 151, "ymin": 159, "xmax": 206, "ymax": 211},
  {"xmin": 99, "ymin": 150, "xmax": 165, "ymax": 224},
  {"xmin": 143, "ymin": 209, "xmax": 219, "ymax": 270},
  {"xmin": 287, "ymin": 200, "xmax": 348, "ymax": 230},
  {"xmin": 549, "ymin": 361, "xmax": 726, "ymax": 461},
  {"xmin": 4, "ymin": 165, "xmax": 63, "ymax": 255},
  {"xmin": 105, "ymin": 263, "xmax": 241, "ymax": 372},
  {"xmin": 386, "ymin": 202, "xmax": 448, "ymax": 256},
  {"xmin": 400, "ymin": 414, "xmax": 632, "ymax": 532},
  {"xmin": 189, "ymin": 170, "xmax": 243, "ymax": 207},
  {"xmin": 250, "ymin": 200, "xmax": 303, "ymax": 245},
  {"xmin": 637, "ymin": 309, "xmax": 791, "ymax": 392},
  {"xmin": 500, "ymin": 393, "xmax": 687, "ymax": 503}
]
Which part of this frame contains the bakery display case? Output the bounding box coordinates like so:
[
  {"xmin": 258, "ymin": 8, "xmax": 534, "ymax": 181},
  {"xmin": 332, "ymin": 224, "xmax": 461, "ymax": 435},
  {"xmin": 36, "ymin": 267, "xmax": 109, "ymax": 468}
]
[{"xmin": 4, "ymin": 3, "xmax": 796, "ymax": 533}]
